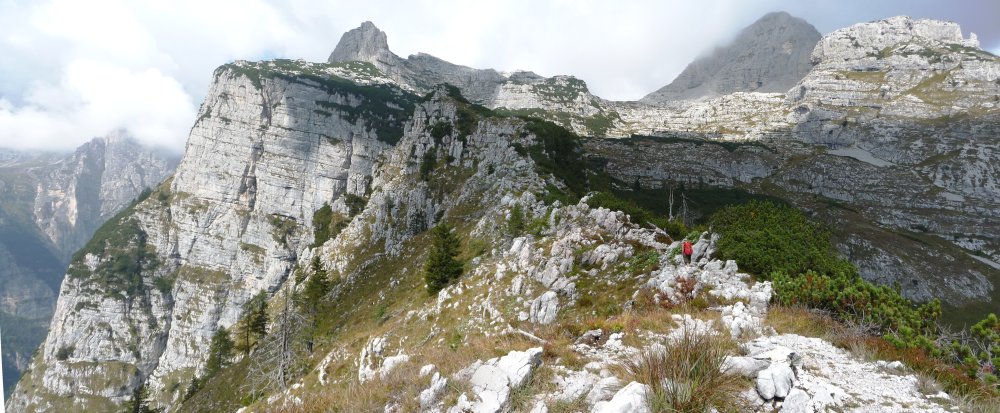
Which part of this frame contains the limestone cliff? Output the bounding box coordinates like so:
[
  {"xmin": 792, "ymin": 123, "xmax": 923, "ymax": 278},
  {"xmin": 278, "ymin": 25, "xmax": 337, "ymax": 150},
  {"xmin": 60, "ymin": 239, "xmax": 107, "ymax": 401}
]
[
  {"xmin": 641, "ymin": 11, "xmax": 821, "ymax": 103},
  {"xmin": 0, "ymin": 134, "xmax": 177, "ymax": 399},
  {"xmin": 592, "ymin": 16, "xmax": 1000, "ymax": 316},
  {"xmin": 8, "ymin": 58, "xmax": 429, "ymax": 411},
  {"xmin": 10, "ymin": 13, "xmax": 1000, "ymax": 413}
]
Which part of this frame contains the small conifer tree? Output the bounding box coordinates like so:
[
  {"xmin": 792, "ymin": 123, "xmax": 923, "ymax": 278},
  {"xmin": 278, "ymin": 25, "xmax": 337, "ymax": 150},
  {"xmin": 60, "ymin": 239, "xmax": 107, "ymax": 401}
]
[{"xmin": 424, "ymin": 224, "xmax": 463, "ymax": 294}]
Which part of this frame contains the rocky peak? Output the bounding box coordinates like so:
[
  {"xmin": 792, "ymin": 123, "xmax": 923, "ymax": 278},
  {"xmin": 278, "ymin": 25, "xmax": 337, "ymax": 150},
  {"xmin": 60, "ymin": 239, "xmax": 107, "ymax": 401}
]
[
  {"xmin": 328, "ymin": 21, "xmax": 399, "ymax": 68},
  {"xmin": 641, "ymin": 11, "xmax": 821, "ymax": 103},
  {"xmin": 810, "ymin": 15, "xmax": 981, "ymax": 65}
]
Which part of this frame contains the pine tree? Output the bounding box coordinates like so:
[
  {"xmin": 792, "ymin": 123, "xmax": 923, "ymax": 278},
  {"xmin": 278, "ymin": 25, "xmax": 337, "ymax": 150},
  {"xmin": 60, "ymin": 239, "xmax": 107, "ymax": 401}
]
[
  {"xmin": 184, "ymin": 327, "xmax": 234, "ymax": 401},
  {"xmin": 299, "ymin": 256, "xmax": 330, "ymax": 313},
  {"xmin": 296, "ymin": 256, "xmax": 330, "ymax": 353},
  {"xmin": 204, "ymin": 327, "xmax": 234, "ymax": 377},
  {"xmin": 424, "ymin": 224, "xmax": 463, "ymax": 294},
  {"xmin": 246, "ymin": 284, "xmax": 307, "ymax": 395},
  {"xmin": 124, "ymin": 383, "xmax": 161, "ymax": 413},
  {"xmin": 238, "ymin": 291, "xmax": 269, "ymax": 356}
]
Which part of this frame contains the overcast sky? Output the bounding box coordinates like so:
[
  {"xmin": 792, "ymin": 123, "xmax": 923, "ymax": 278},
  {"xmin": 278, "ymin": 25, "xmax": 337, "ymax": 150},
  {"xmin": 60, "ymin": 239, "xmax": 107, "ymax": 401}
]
[{"xmin": 0, "ymin": 0, "xmax": 997, "ymax": 153}]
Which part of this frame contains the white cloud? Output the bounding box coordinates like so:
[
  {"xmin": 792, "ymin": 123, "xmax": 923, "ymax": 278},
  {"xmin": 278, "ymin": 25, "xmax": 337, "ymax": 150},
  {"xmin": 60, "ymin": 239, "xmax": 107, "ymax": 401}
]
[
  {"xmin": 0, "ymin": 59, "xmax": 194, "ymax": 152},
  {"xmin": 0, "ymin": 0, "xmax": 996, "ymax": 152}
]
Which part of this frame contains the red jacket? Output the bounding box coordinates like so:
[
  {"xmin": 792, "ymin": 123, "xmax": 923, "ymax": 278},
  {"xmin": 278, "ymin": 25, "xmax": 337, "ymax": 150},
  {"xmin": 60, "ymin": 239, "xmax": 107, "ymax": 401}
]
[{"xmin": 682, "ymin": 241, "xmax": 693, "ymax": 255}]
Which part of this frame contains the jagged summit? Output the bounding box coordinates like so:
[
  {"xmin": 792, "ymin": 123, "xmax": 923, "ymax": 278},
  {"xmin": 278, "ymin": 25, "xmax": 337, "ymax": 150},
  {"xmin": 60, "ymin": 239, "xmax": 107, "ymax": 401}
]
[
  {"xmin": 641, "ymin": 11, "xmax": 821, "ymax": 103},
  {"xmin": 328, "ymin": 21, "xmax": 397, "ymax": 66},
  {"xmin": 323, "ymin": 21, "xmax": 613, "ymax": 135}
]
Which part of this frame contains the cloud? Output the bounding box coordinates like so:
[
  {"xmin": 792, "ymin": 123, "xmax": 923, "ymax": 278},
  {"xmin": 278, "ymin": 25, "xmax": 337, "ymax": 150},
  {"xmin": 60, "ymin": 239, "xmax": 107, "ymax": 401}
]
[
  {"xmin": 0, "ymin": 0, "xmax": 996, "ymax": 152},
  {"xmin": 0, "ymin": 59, "xmax": 195, "ymax": 152}
]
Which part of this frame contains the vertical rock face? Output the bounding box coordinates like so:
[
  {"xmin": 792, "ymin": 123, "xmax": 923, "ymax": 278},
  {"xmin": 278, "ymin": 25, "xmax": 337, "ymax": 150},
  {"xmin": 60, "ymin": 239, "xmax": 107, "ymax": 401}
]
[
  {"xmin": 641, "ymin": 11, "xmax": 821, "ymax": 103},
  {"xmin": 0, "ymin": 134, "xmax": 177, "ymax": 399},
  {"xmin": 8, "ymin": 60, "xmax": 419, "ymax": 412},
  {"xmin": 32, "ymin": 132, "xmax": 180, "ymax": 260}
]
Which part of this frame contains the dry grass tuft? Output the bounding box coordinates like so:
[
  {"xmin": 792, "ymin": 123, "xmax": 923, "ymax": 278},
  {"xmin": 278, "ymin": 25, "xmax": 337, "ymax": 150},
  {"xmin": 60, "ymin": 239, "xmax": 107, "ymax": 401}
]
[
  {"xmin": 954, "ymin": 392, "xmax": 1000, "ymax": 413},
  {"xmin": 764, "ymin": 305, "xmax": 838, "ymax": 338},
  {"xmin": 620, "ymin": 328, "xmax": 745, "ymax": 412}
]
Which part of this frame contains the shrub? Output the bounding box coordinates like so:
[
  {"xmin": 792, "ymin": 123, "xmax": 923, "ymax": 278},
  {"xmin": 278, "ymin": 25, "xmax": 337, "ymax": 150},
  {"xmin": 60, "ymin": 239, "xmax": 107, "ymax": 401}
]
[
  {"xmin": 772, "ymin": 270, "xmax": 941, "ymax": 351},
  {"xmin": 55, "ymin": 345, "xmax": 74, "ymax": 361},
  {"xmin": 430, "ymin": 122, "xmax": 452, "ymax": 144},
  {"xmin": 420, "ymin": 151, "xmax": 437, "ymax": 181},
  {"xmin": 311, "ymin": 203, "xmax": 334, "ymax": 248},
  {"xmin": 269, "ymin": 215, "xmax": 297, "ymax": 247},
  {"xmin": 424, "ymin": 224, "xmax": 464, "ymax": 295},
  {"xmin": 344, "ymin": 194, "xmax": 368, "ymax": 216},
  {"xmin": 506, "ymin": 204, "xmax": 526, "ymax": 236},
  {"xmin": 586, "ymin": 191, "xmax": 689, "ymax": 239},
  {"xmin": 710, "ymin": 200, "xmax": 854, "ymax": 279},
  {"xmin": 521, "ymin": 118, "xmax": 589, "ymax": 199}
]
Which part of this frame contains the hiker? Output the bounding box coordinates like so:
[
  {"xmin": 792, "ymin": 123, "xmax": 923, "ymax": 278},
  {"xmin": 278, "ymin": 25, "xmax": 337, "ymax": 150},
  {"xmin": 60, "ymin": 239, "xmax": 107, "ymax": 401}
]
[{"xmin": 682, "ymin": 239, "xmax": 693, "ymax": 264}]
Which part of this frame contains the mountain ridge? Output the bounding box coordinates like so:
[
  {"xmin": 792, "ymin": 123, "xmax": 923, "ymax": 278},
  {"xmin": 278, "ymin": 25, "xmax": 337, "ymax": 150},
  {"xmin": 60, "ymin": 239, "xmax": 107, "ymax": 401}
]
[{"xmin": 8, "ymin": 12, "xmax": 1000, "ymax": 413}]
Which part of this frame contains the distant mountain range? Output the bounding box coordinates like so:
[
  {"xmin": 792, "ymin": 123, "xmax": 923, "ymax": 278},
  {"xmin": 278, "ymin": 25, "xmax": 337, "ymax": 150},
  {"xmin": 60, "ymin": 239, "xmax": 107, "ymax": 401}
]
[{"xmin": 0, "ymin": 132, "xmax": 177, "ymax": 398}]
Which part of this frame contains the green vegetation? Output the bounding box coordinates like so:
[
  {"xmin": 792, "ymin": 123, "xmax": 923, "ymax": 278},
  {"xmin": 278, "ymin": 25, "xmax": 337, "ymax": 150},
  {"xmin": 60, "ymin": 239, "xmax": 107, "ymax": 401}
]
[
  {"xmin": 185, "ymin": 328, "xmax": 234, "ymax": 401},
  {"xmin": 520, "ymin": 118, "xmax": 590, "ymax": 199},
  {"xmin": 310, "ymin": 203, "xmax": 335, "ymax": 248},
  {"xmin": 55, "ymin": 345, "xmax": 75, "ymax": 361},
  {"xmin": 506, "ymin": 204, "xmax": 526, "ymax": 236},
  {"xmin": 622, "ymin": 330, "xmax": 743, "ymax": 412},
  {"xmin": 710, "ymin": 201, "xmax": 854, "ymax": 278},
  {"xmin": 530, "ymin": 77, "xmax": 587, "ymax": 102},
  {"xmin": 269, "ymin": 215, "xmax": 297, "ymax": 247},
  {"xmin": 66, "ymin": 209, "xmax": 159, "ymax": 299},
  {"xmin": 709, "ymin": 200, "xmax": 999, "ymax": 393},
  {"xmin": 429, "ymin": 121, "xmax": 453, "ymax": 144},
  {"xmin": 344, "ymin": 194, "xmax": 367, "ymax": 216},
  {"xmin": 439, "ymin": 84, "xmax": 492, "ymax": 139},
  {"xmin": 622, "ymin": 134, "xmax": 771, "ymax": 153},
  {"xmin": 205, "ymin": 328, "xmax": 235, "ymax": 377},
  {"xmin": 297, "ymin": 257, "xmax": 331, "ymax": 352},
  {"xmin": 585, "ymin": 192, "xmax": 689, "ymax": 239},
  {"xmin": 424, "ymin": 224, "xmax": 464, "ymax": 295},
  {"xmin": 236, "ymin": 291, "xmax": 269, "ymax": 356},
  {"xmin": 124, "ymin": 383, "xmax": 162, "ymax": 413},
  {"xmin": 419, "ymin": 151, "xmax": 437, "ymax": 181},
  {"xmin": 311, "ymin": 195, "xmax": 367, "ymax": 248}
]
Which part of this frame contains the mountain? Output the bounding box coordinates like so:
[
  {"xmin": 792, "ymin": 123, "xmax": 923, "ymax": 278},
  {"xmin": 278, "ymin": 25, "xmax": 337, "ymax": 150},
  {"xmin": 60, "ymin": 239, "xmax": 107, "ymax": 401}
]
[
  {"xmin": 596, "ymin": 16, "xmax": 999, "ymax": 315},
  {"xmin": 0, "ymin": 132, "xmax": 178, "ymax": 399},
  {"xmin": 641, "ymin": 11, "xmax": 821, "ymax": 103},
  {"xmin": 9, "ymin": 14, "xmax": 1000, "ymax": 413},
  {"xmin": 328, "ymin": 22, "xmax": 625, "ymax": 137}
]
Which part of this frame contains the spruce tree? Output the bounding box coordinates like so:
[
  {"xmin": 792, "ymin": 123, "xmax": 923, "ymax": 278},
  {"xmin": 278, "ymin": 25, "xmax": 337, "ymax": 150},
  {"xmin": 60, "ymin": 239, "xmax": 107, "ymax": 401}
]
[
  {"xmin": 424, "ymin": 224, "xmax": 463, "ymax": 294},
  {"xmin": 300, "ymin": 256, "xmax": 330, "ymax": 312},
  {"xmin": 297, "ymin": 256, "xmax": 330, "ymax": 353},
  {"xmin": 204, "ymin": 327, "xmax": 234, "ymax": 377},
  {"xmin": 238, "ymin": 291, "xmax": 269, "ymax": 355}
]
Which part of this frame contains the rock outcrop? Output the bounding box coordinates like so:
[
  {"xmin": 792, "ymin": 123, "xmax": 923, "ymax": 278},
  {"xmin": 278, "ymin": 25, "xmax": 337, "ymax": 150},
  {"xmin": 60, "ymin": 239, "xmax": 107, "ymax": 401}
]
[
  {"xmin": 0, "ymin": 133, "xmax": 177, "ymax": 398},
  {"xmin": 10, "ymin": 12, "xmax": 1000, "ymax": 413},
  {"xmin": 586, "ymin": 16, "xmax": 1000, "ymax": 312},
  {"xmin": 641, "ymin": 11, "xmax": 821, "ymax": 103},
  {"xmin": 327, "ymin": 22, "xmax": 623, "ymax": 137}
]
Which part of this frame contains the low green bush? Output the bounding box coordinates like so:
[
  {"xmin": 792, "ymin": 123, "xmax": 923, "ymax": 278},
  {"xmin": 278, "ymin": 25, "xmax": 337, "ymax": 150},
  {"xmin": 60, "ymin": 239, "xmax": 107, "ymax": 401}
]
[{"xmin": 710, "ymin": 200, "xmax": 853, "ymax": 279}]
